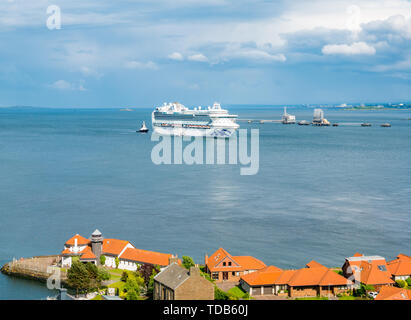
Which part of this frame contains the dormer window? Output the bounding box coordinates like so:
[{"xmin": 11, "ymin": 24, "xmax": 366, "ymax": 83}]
[
  {"xmin": 228, "ymin": 262, "xmax": 232, "ymax": 266},
  {"xmin": 223, "ymin": 262, "xmax": 226, "ymax": 266}
]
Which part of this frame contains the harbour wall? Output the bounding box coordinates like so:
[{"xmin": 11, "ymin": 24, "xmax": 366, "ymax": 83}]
[{"xmin": 1, "ymin": 255, "xmax": 67, "ymax": 283}]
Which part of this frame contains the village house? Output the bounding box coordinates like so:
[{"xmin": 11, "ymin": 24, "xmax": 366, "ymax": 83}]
[
  {"xmin": 240, "ymin": 260, "xmax": 351, "ymax": 298},
  {"xmin": 387, "ymin": 254, "xmax": 411, "ymax": 281},
  {"xmin": 342, "ymin": 252, "xmax": 394, "ymax": 290},
  {"xmin": 153, "ymin": 263, "xmax": 214, "ymax": 300},
  {"xmin": 61, "ymin": 230, "xmax": 178, "ymax": 271},
  {"xmin": 204, "ymin": 248, "xmax": 266, "ymax": 283},
  {"xmin": 375, "ymin": 285, "xmax": 411, "ymax": 300}
]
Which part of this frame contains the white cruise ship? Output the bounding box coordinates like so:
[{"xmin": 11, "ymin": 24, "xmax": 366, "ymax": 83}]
[{"xmin": 151, "ymin": 102, "xmax": 239, "ymax": 137}]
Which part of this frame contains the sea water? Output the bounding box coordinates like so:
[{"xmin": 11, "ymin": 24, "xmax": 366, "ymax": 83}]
[{"xmin": 0, "ymin": 106, "xmax": 410, "ymax": 299}]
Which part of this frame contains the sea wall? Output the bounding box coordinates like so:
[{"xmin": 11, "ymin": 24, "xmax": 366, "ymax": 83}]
[{"xmin": 1, "ymin": 255, "xmax": 67, "ymax": 283}]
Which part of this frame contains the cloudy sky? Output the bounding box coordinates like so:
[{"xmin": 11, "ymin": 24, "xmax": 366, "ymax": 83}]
[{"xmin": 1, "ymin": 0, "xmax": 411, "ymax": 107}]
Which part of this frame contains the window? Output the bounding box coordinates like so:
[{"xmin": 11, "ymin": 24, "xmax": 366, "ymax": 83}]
[
  {"xmin": 232, "ymin": 272, "xmax": 235, "ymax": 276},
  {"xmin": 212, "ymin": 272, "xmax": 219, "ymax": 280},
  {"xmin": 228, "ymin": 262, "xmax": 232, "ymax": 266},
  {"xmin": 223, "ymin": 262, "xmax": 226, "ymax": 266},
  {"xmin": 378, "ymin": 265, "xmax": 387, "ymax": 271}
]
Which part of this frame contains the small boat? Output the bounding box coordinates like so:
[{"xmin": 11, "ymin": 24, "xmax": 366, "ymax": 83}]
[
  {"xmin": 332, "ymin": 123, "xmax": 339, "ymax": 127},
  {"xmin": 248, "ymin": 120, "xmax": 252, "ymax": 123},
  {"xmin": 137, "ymin": 121, "xmax": 149, "ymax": 133},
  {"xmin": 298, "ymin": 120, "xmax": 310, "ymax": 125},
  {"xmin": 361, "ymin": 123, "xmax": 372, "ymax": 127},
  {"xmin": 381, "ymin": 123, "xmax": 391, "ymax": 127}
]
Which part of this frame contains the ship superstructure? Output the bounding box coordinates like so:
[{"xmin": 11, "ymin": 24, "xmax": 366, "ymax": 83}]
[{"xmin": 151, "ymin": 102, "xmax": 239, "ymax": 137}]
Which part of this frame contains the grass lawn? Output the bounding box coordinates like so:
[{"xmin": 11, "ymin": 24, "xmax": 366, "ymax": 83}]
[
  {"xmin": 295, "ymin": 296, "xmax": 329, "ymax": 300},
  {"xmin": 108, "ymin": 281, "xmax": 126, "ymax": 291},
  {"xmin": 227, "ymin": 286, "xmax": 249, "ymax": 299},
  {"xmin": 91, "ymin": 294, "xmax": 103, "ymax": 300}
]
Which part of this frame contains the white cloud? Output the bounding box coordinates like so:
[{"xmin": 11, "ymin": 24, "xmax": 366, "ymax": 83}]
[
  {"xmin": 168, "ymin": 52, "xmax": 184, "ymax": 61},
  {"xmin": 188, "ymin": 53, "xmax": 208, "ymax": 62},
  {"xmin": 50, "ymin": 80, "xmax": 86, "ymax": 91},
  {"xmin": 322, "ymin": 42, "xmax": 376, "ymax": 55},
  {"xmin": 124, "ymin": 60, "xmax": 158, "ymax": 69},
  {"xmin": 225, "ymin": 49, "xmax": 286, "ymax": 62}
]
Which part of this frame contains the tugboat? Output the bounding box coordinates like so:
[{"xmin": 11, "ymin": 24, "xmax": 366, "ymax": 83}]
[
  {"xmin": 332, "ymin": 123, "xmax": 339, "ymax": 127},
  {"xmin": 381, "ymin": 123, "xmax": 391, "ymax": 127},
  {"xmin": 361, "ymin": 123, "xmax": 372, "ymax": 127},
  {"xmin": 298, "ymin": 120, "xmax": 310, "ymax": 125},
  {"xmin": 137, "ymin": 121, "xmax": 149, "ymax": 133}
]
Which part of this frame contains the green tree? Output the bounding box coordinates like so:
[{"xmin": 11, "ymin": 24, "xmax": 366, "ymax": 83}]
[
  {"xmin": 121, "ymin": 271, "xmax": 129, "ymax": 282},
  {"xmin": 115, "ymin": 257, "xmax": 120, "ymax": 269},
  {"xmin": 67, "ymin": 261, "xmax": 91, "ymax": 297},
  {"xmin": 98, "ymin": 269, "xmax": 111, "ymax": 282},
  {"xmin": 396, "ymin": 280, "xmax": 407, "ymax": 288},
  {"xmin": 125, "ymin": 289, "xmax": 139, "ymax": 300},
  {"xmin": 182, "ymin": 256, "xmax": 195, "ymax": 269},
  {"xmin": 406, "ymin": 278, "xmax": 411, "ymax": 287},
  {"xmin": 100, "ymin": 255, "xmax": 106, "ymax": 266}
]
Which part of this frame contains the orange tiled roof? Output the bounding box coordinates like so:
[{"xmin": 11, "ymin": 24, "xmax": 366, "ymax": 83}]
[
  {"xmin": 274, "ymin": 270, "xmax": 297, "ymax": 285},
  {"xmin": 102, "ymin": 238, "xmax": 131, "ymax": 256},
  {"xmin": 234, "ymin": 256, "xmax": 266, "ymax": 271},
  {"xmin": 396, "ymin": 253, "xmax": 411, "ymax": 260},
  {"xmin": 61, "ymin": 248, "xmax": 74, "ymax": 255},
  {"xmin": 287, "ymin": 264, "xmax": 350, "ymax": 287},
  {"xmin": 206, "ymin": 248, "xmax": 266, "ymax": 272},
  {"xmin": 65, "ymin": 234, "xmax": 90, "ymax": 246},
  {"xmin": 388, "ymin": 257, "xmax": 411, "ymax": 276},
  {"xmin": 358, "ymin": 261, "xmax": 394, "ymax": 285},
  {"xmin": 375, "ymin": 286, "xmax": 411, "ymax": 300},
  {"xmin": 353, "ymin": 252, "xmax": 363, "ymax": 257},
  {"xmin": 241, "ymin": 266, "xmax": 283, "ymax": 286},
  {"xmin": 119, "ymin": 248, "xmax": 173, "ymax": 266},
  {"xmin": 80, "ymin": 246, "xmax": 96, "ymax": 260},
  {"xmin": 306, "ymin": 260, "xmax": 326, "ymax": 269}
]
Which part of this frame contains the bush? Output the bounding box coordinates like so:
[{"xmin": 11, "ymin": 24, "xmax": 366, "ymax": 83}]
[
  {"xmin": 406, "ymin": 278, "xmax": 411, "ymax": 287},
  {"xmin": 214, "ymin": 286, "xmax": 229, "ymax": 300},
  {"xmin": 182, "ymin": 256, "xmax": 195, "ymax": 269},
  {"xmin": 396, "ymin": 280, "xmax": 407, "ymax": 288},
  {"xmin": 98, "ymin": 269, "xmax": 111, "ymax": 281},
  {"xmin": 121, "ymin": 271, "xmax": 129, "ymax": 282},
  {"xmin": 115, "ymin": 257, "xmax": 119, "ymax": 269},
  {"xmin": 100, "ymin": 255, "xmax": 106, "ymax": 266}
]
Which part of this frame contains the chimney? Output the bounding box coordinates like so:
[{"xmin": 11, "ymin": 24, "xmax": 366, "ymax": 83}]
[
  {"xmin": 169, "ymin": 254, "xmax": 179, "ymax": 265},
  {"xmin": 189, "ymin": 265, "xmax": 201, "ymax": 277}
]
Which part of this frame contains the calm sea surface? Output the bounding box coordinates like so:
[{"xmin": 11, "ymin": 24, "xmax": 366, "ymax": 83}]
[{"xmin": 1, "ymin": 106, "xmax": 411, "ymax": 299}]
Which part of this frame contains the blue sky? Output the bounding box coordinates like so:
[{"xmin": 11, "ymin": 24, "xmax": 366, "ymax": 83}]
[{"xmin": 1, "ymin": 0, "xmax": 411, "ymax": 107}]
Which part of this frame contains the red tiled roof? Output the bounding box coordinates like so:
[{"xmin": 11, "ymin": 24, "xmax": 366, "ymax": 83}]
[
  {"xmin": 306, "ymin": 260, "xmax": 326, "ymax": 269},
  {"xmin": 375, "ymin": 286, "xmax": 411, "ymax": 300},
  {"xmin": 119, "ymin": 248, "xmax": 174, "ymax": 266},
  {"xmin": 358, "ymin": 261, "xmax": 395, "ymax": 285},
  {"xmin": 65, "ymin": 234, "xmax": 90, "ymax": 246},
  {"xmin": 388, "ymin": 257, "xmax": 411, "ymax": 276},
  {"xmin": 287, "ymin": 266, "xmax": 348, "ymax": 287},
  {"xmin": 234, "ymin": 256, "xmax": 266, "ymax": 271},
  {"xmin": 274, "ymin": 270, "xmax": 297, "ymax": 285},
  {"xmin": 206, "ymin": 248, "xmax": 266, "ymax": 272},
  {"xmin": 102, "ymin": 239, "xmax": 131, "ymax": 256},
  {"xmin": 61, "ymin": 248, "xmax": 74, "ymax": 255},
  {"xmin": 80, "ymin": 246, "xmax": 96, "ymax": 260},
  {"xmin": 241, "ymin": 266, "xmax": 283, "ymax": 286}
]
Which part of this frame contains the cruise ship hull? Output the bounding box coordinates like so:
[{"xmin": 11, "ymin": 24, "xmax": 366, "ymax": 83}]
[{"xmin": 152, "ymin": 125, "xmax": 237, "ymax": 138}]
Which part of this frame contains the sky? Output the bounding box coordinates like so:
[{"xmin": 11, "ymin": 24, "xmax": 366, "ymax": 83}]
[{"xmin": 1, "ymin": 0, "xmax": 411, "ymax": 107}]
